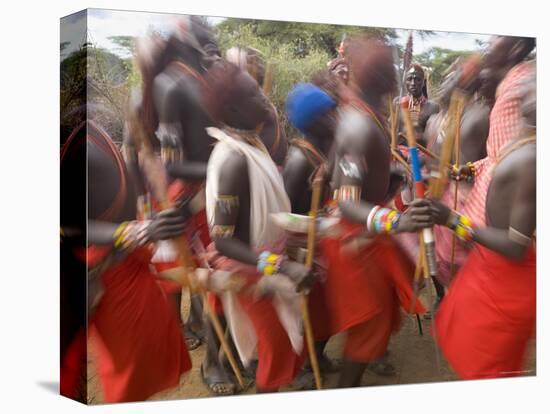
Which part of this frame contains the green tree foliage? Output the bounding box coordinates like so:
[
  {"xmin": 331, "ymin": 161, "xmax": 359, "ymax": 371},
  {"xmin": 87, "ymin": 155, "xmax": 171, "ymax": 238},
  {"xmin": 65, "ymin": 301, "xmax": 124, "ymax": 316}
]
[
  {"xmin": 108, "ymin": 35, "xmax": 137, "ymax": 56},
  {"xmin": 216, "ymin": 19, "xmax": 396, "ymax": 134},
  {"xmin": 86, "ymin": 45, "xmax": 133, "ymax": 143},
  {"xmin": 414, "ymin": 47, "xmax": 473, "ymax": 89},
  {"xmin": 60, "ymin": 45, "xmax": 88, "ymax": 141},
  {"xmin": 218, "ymin": 18, "xmax": 396, "ymax": 58}
]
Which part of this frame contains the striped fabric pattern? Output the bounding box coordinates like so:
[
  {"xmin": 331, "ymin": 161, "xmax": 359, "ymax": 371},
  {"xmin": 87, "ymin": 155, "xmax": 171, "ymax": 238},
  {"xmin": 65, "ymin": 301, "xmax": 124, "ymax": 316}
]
[{"xmin": 463, "ymin": 62, "xmax": 535, "ymax": 226}]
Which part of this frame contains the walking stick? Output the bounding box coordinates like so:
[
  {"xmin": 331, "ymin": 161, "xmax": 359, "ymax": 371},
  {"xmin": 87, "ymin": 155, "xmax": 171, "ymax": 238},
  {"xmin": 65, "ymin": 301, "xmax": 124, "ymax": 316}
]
[
  {"xmin": 389, "ymin": 96, "xmax": 411, "ymax": 174},
  {"xmin": 401, "ymin": 103, "xmax": 442, "ymax": 370},
  {"xmin": 400, "ymin": 103, "xmax": 437, "ymax": 297},
  {"xmin": 300, "ymin": 167, "xmax": 324, "ymax": 390},
  {"xmin": 449, "ymin": 93, "xmax": 465, "ymax": 279},
  {"xmin": 127, "ymin": 105, "xmax": 245, "ymax": 389}
]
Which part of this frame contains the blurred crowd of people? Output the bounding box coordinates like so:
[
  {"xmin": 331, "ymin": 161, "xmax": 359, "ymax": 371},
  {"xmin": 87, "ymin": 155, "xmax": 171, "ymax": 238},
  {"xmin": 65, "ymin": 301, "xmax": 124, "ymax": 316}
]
[{"xmin": 60, "ymin": 15, "xmax": 536, "ymax": 403}]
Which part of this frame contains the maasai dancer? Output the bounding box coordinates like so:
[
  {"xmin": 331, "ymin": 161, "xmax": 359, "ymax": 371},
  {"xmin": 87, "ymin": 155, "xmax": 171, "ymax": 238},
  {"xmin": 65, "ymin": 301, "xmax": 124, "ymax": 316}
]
[
  {"xmin": 61, "ymin": 115, "xmax": 192, "ymax": 403},
  {"xmin": 226, "ymin": 46, "xmax": 288, "ymax": 166},
  {"xmin": 395, "ymin": 64, "xmax": 439, "ymax": 147},
  {"xmin": 125, "ymin": 17, "xmax": 222, "ymax": 354},
  {"xmin": 391, "ymin": 64, "xmax": 440, "ymax": 277},
  {"xmin": 284, "ymin": 81, "xmax": 339, "ymax": 374},
  {"xmin": 320, "ymin": 37, "xmax": 429, "ymax": 387},
  {"xmin": 429, "ymin": 70, "xmax": 536, "ymax": 380},
  {"xmin": 128, "ymin": 18, "xmax": 241, "ymax": 396},
  {"xmin": 424, "ymin": 57, "xmax": 493, "ymax": 288},
  {"xmin": 203, "ymin": 62, "xmax": 315, "ymax": 393},
  {"xmin": 433, "ymin": 36, "xmax": 535, "ymax": 286}
]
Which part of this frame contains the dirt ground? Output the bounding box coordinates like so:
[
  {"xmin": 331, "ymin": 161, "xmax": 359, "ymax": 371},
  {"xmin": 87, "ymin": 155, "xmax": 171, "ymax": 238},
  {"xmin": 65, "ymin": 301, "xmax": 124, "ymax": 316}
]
[{"xmin": 86, "ymin": 288, "xmax": 536, "ymax": 404}]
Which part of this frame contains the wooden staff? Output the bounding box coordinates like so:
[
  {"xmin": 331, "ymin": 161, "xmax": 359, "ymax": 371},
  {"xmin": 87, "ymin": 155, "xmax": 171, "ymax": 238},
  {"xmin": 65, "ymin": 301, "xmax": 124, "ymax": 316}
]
[
  {"xmin": 300, "ymin": 167, "xmax": 324, "ymax": 390},
  {"xmin": 389, "ymin": 95, "xmax": 398, "ymax": 152},
  {"xmin": 263, "ymin": 62, "xmax": 273, "ymax": 97},
  {"xmin": 391, "ymin": 148, "xmax": 412, "ymax": 174},
  {"xmin": 400, "ymin": 103, "xmax": 438, "ymax": 282},
  {"xmin": 389, "ymin": 97, "xmax": 412, "ymax": 175},
  {"xmin": 417, "ymin": 143, "xmax": 454, "ymax": 170},
  {"xmin": 449, "ymin": 92, "xmax": 465, "ymax": 278},
  {"xmin": 429, "ymin": 91, "xmax": 464, "ymax": 199},
  {"xmin": 127, "ymin": 105, "xmax": 245, "ymax": 389}
]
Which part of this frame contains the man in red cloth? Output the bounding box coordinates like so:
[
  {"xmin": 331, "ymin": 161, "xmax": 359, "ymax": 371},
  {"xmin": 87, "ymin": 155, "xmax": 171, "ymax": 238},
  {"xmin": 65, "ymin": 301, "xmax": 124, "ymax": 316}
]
[
  {"xmin": 203, "ymin": 62, "xmax": 316, "ymax": 393},
  {"xmin": 61, "ymin": 116, "xmax": 192, "ymax": 403},
  {"xmin": 319, "ymin": 37, "xmax": 429, "ymax": 387},
  {"xmin": 428, "ymin": 69, "xmax": 536, "ymax": 379}
]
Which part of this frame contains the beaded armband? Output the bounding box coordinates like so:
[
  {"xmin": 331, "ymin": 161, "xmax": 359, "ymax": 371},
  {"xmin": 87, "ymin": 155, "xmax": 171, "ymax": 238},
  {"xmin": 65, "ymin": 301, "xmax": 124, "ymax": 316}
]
[
  {"xmin": 366, "ymin": 206, "xmax": 401, "ymax": 234},
  {"xmin": 257, "ymin": 251, "xmax": 284, "ymax": 276},
  {"xmin": 446, "ymin": 211, "xmax": 475, "ymax": 242}
]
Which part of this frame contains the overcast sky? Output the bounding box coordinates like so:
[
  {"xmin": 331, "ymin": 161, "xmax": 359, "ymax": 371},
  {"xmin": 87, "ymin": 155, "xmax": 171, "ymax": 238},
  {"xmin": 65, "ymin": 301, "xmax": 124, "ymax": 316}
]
[{"xmin": 61, "ymin": 8, "xmax": 492, "ymax": 60}]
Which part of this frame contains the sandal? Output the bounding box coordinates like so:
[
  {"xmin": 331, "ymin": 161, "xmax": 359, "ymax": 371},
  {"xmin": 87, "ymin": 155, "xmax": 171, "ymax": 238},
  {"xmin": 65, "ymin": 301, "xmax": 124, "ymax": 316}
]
[
  {"xmin": 200, "ymin": 364, "xmax": 236, "ymax": 396},
  {"xmin": 183, "ymin": 325, "xmax": 203, "ymax": 351}
]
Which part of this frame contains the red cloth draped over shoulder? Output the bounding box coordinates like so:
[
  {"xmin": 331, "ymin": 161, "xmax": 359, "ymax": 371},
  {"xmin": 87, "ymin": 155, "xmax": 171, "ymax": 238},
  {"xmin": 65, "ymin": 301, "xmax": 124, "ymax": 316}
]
[
  {"xmin": 435, "ymin": 244, "xmax": 536, "ymax": 380},
  {"xmin": 89, "ymin": 247, "xmax": 191, "ymax": 403},
  {"xmin": 318, "ymin": 219, "xmax": 425, "ymax": 361}
]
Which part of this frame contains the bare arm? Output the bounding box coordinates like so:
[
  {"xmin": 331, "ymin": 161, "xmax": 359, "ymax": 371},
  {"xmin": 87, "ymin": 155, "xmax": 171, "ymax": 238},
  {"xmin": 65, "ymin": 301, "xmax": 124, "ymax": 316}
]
[
  {"xmin": 283, "ymin": 147, "xmax": 311, "ymax": 212},
  {"xmin": 211, "ymin": 151, "xmax": 259, "ymax": 266},
  {"xmin": 155, "ymin": 75, "xmax": 209, "ymax": 182},
  {"xmin": 473, "ymin": 156, "xmax": 536, "ymax": 260}
]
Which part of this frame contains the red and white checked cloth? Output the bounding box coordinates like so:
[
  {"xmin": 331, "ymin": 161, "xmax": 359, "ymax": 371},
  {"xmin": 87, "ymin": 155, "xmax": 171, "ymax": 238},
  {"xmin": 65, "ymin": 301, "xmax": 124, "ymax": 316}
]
[
  {"xmin": 464, "ymin": 61, "xmax": 535, "ymax": 226},
  {"xmin": 433, "ymin": 62, "xmax": 534, "ymax": 285}
]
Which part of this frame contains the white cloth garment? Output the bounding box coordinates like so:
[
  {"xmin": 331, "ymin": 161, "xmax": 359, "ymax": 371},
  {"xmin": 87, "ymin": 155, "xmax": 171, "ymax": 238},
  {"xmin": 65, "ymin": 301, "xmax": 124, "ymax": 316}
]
[{"xmin": 205, "ymin": 126, "xmax": 303, "ymax": 366}]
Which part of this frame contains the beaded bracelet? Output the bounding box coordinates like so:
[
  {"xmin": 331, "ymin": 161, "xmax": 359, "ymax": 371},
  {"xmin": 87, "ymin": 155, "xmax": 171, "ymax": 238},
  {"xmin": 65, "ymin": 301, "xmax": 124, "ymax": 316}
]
[
  {"xmin": 446, "ymin": 211, "xmax": 475, "ymax": 242},
  {"xmin": 257, "ymin": 251, "xmax": 283, "ymax": 276},
  {"xmin": 366, "ymin": 206, "xmax": 401, "ymax": 234},
  {"xmin": 113, "ymin": 220, "xmax": 151, "ymax": 251},
  {"xmin": 113, "ymin": 221, "xmax": 130, "ymax": 248}
]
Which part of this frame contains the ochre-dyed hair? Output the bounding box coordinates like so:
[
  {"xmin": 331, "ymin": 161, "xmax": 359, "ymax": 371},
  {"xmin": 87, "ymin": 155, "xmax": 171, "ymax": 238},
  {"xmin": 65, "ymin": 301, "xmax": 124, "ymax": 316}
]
[
  {"xmin": 458, "ymin": 54, "xmax": 482, "ymax": 89},
  {"xmin": 347, "ymin": 37, "xmax": 397, "ymax": 98},
  {"xmin": 310, "ymin": 69, "xmax": 341, "ymax": 102},
  {"xmin": 203, "ymin": 61, "xmax": 244, "ymax": 124}
]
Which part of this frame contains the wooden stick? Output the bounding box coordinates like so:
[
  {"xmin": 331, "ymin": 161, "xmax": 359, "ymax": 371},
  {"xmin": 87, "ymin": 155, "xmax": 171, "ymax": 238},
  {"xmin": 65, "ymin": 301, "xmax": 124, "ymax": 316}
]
[
  {"xmin": 391, "ymin": 148, "xmax": 412, "ymax": 174},
  {"xmin": 389, "ymin": 95, "xmax": 397, "ymax": 152},
  {"xmin": 449, "ymin": 93, "xmax": 465, "ymax": 279},
  {"xmin": 263, "ymin": 63, "xmax": 273, "ymax": 97},
  {"xmin": 400, "ymin": 104, "xmax": 438, "ymax": 280},
  {"xmin": 409, "ymin": 230, "xmax": 427, "ymax": 315},
  {"xmin": 301, "ymin": 167, "xmax": 324, "ymax": 390},
  {"xmin": 417, "ymin": 143, "xmax": 454, "ymax": 170},
  {"xmin": 127, "ymin": 105, "xmax": 245, "ymax": 388},
  {"xmin": 429, "ymin": 91, "xmax": 464, "ymax": 200},
  {"xmin": 201, "ymin": 292, "xmax": 245, "ymax": 388}
]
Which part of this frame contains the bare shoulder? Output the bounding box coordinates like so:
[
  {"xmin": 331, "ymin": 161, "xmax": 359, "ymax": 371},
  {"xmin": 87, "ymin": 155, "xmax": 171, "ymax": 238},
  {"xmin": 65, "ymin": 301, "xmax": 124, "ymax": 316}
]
[
  {"xmin": 216, "ymin": 147, "xmax": 248, "ymax": 194},
  {"xmin": 336, "ymin": 107, "xmax": 384, "ymax": 155},
  {"xmin": 223, "ymin": 148, "xmax": 247, "ymax": 172},
  {"xmin": 498, "ymin": 141, "xmax": 536, "ymax": 179}
]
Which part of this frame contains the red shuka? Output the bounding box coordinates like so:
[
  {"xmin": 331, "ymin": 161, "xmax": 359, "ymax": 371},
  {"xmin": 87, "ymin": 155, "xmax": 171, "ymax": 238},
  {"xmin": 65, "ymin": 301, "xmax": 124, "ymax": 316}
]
[
  {"xmin": 90, "ymin": 248, "xmax": 191, "ymax": 403},
  {"xmin": 207, "ymin": 248, "xmax": 306, "ymax": 391},
  {"xmin": 319, "ymin": 220, "xmax": 425, "ymax": 362},
  {"xmin": 435, "ymin": 244, "xmax": 536, "ymax": 380}
]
